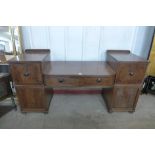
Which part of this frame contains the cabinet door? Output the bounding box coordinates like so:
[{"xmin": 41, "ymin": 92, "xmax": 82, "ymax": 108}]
[
  {"xmin": 15, "ymin": 85, "xmax": 46, "ymax": 111},
  {"xmin": 113, "ymin": 85, "xmax": 139, "ymax": 108}
]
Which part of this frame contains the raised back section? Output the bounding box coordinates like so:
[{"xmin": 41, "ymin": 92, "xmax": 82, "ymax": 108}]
[
  {"xmin": 106, "ymin": 50, "xmax": 148, "ymax": 77},
  {"xmin": 107, "ymin": 50, "xmax": 131, "ymax": 54},
  {"xmin": 107, "ymin": 50, "xmax": 147, "ymax": 62},
  {"xmin": 25, "ymin": 49, "xmax": 50, "ymax": 54}
]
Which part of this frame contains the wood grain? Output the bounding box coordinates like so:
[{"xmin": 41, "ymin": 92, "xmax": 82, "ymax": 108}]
[
  {"xmin": 15, "ymin": 85, "xmax": 52, "ymax": 112},
  {"xmin": 104, "ymin": 50, "xmax": 148, "ymax": 112},
  {"xmin": 43, "ymin": 61, "xmax": 115, "ymax": 76},
  {"xmin": 9, "ymin": 50, "xmax": 149, "ymax": 113},
  {"xmin": 10, "ymin": 63, "xmax": 43, "ymax": 84}
]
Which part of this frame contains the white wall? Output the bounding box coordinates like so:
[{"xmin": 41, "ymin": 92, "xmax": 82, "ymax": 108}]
[
  {"xmin": 131, "ymin": 26, "xmax": 154, "ymax": 59},
  {"xmin": 21, "ymin": 26, "xmax": 154, "ymax": 61}
]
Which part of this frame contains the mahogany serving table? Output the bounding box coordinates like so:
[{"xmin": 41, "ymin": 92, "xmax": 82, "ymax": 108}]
[{"xmin": 8, "ymin": 50, "xmax": 148, "ymax": 113}]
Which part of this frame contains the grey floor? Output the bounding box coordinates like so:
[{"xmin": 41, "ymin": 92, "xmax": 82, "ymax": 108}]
[{"xmin": 0, "ymin": 93, "xmax": 155, "ymax": 129}]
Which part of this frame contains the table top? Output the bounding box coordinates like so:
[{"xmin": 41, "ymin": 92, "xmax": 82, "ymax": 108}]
[{"xmin": 43, "ymin": 61, "xmax": 115, "ymax": 77}]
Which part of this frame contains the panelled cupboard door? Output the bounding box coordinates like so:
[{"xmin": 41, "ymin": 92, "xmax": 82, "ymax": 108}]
[
  {"xmin": 15, "ymin": 85, "xmax": 47, "ymax": 110},
  {"xmin": 113, "ymin": 85, "xmax": 139, "ymax": 108}
]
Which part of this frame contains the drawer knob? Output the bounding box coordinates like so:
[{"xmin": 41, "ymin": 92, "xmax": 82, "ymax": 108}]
[
  {"xmin": 129, "ymin": 72, "xmax": 134, "ymax": 76},
  {"xmin": 23, "ymin": 72, "xmax": 30, "ymax": 77},
  {"xmin": 58, "ymin": 79, "xmax": 64, "ymax": 83},
  {"xmin": 96, "ymin": 78, "xmax": 102, "ymax": 83},
  {"xmin": 24, "ymin": 64, "xmax": 30, "ymax": 77}
]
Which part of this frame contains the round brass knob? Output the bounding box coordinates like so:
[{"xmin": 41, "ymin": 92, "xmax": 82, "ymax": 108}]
[
  {"xmin": 129, "ymin": 72, "xmax": 134, "ymax": 76},
  {"xmin": 23, "ymin": 72, "xmax": 30, "ymax": 77},
  {"xmin": 58, "ymin": 79, "xmax": 64, "ymax": 83},
  {"xmin": 96, "ymin": 78, "xmax": 102, "ymax": 83}
]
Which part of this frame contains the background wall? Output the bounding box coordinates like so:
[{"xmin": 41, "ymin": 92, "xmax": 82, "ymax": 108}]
[{"xmin": 21, "ymin": 26, "xmax": 154, "ymax": 61}]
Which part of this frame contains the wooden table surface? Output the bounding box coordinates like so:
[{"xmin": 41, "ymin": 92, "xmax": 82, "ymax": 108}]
[{"xmin": 43, "ymin": 61, "xmax": 115, "ymax": 77}]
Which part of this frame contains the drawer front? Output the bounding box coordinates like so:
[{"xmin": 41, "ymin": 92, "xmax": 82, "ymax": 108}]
[
  {"xmin": 79, "ymin": 77, "xmax": 114, "ymax": 87},
  {"xmin": 45, "ymin": 77, "xmax": 79, "ymax": 87},
  {"xmin": 11, "ymin": 63, "xmax": 43, "ymax": 84},
  {"xmin": 45, "ymin": 76, "xmax": 114, "ymax": 87},
  {"xmin": 116, "ymin": 63, "xmax": 147, "ymax": 84}
]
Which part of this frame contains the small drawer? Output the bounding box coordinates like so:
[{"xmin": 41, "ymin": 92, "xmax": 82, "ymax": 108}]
[
  {"xmin": 116, "ymin": 63, "xmax": 147, "ymax": 84},
  {"xmin": 44, "ymin": 76, "xmax": 79, "ymax": 87},
  {"xmin": 79, "ymin": 76, "xmax": 114, "ymax": 87},
  {"xmin": 11, "ymin": 63, "xmax": 43, "ymax": 84}
]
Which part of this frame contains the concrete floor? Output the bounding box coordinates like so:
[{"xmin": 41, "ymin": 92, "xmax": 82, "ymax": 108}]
[{"xmin": 0, "ymin": 93, "xmax": 155, "ymax": 129}]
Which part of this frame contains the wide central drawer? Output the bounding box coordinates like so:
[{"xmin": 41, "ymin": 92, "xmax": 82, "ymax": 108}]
[{"xmin": 44, "ymin": 76, "xmax": 114, "ymax": 87}]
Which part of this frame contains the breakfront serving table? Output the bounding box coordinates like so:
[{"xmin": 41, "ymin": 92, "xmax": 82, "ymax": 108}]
[{"xmin": 8, "ymin": 50, "xmax": 148, "ymax": 113}]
